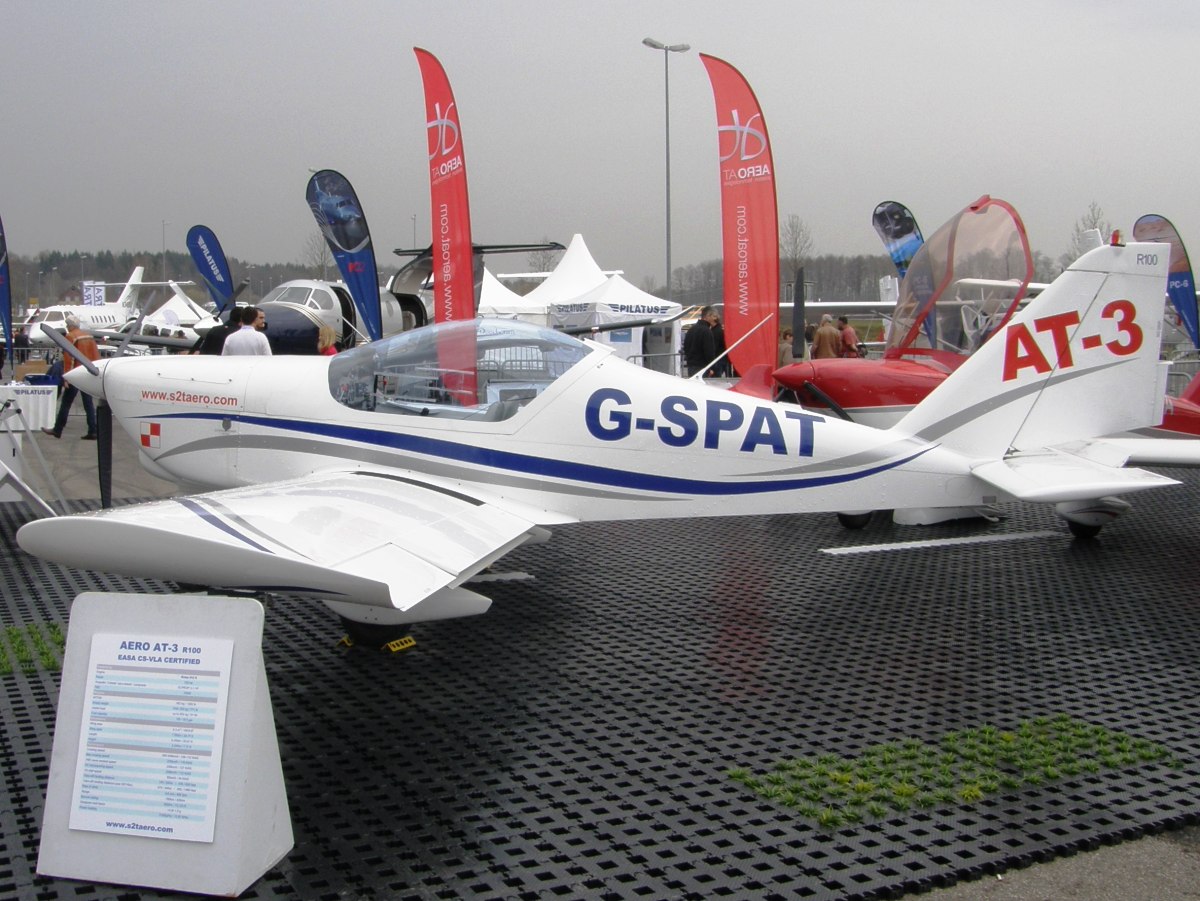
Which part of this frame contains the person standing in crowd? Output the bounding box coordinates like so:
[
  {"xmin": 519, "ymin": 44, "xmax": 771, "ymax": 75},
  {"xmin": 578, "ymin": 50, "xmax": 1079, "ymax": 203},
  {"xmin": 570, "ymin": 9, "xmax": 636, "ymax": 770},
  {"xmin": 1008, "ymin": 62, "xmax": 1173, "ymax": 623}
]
[
  {"xmin": 711, "ymin": 313, "xmax": 732, "ymax": 377},
  {"xmin": 195, "ymin": 307, "xmax": 243, "ymax": 354},
  {"xmin": 13, "ymin": 327, "xmax": 30, "ymax": 364},
  {"xmin": 837, "ymin": 316, "xmax": 862, "ymax": 358},
  {"xmin": 811, "ymin": 314, "xmax": 841, "ymax": 359},
  {"xmin": 683, "ymin": 305, "xmax": 721, "ymax": 377},
  {"xmin": 317, "ymin": 325, "xmax": 338, "ymax": 356},
  {"xmin": 41, "ymin": 315, "xmax": 99, "ymax": 440},
  {"xmin": 778, "ymin": 327, "xmax": 795, "ymax": 367},
  {"xmin": 222, "ymin": 305, "xmax": 272, "ymax": 356}
]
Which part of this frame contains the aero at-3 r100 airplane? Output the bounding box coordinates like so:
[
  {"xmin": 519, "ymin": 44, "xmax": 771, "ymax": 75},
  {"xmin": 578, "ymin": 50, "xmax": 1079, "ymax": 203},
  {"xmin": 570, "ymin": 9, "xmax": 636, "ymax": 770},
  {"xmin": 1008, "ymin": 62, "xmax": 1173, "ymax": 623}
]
[{"xmin": 17, "ymin": 241, "xmax": 1177, "ymax": 636}]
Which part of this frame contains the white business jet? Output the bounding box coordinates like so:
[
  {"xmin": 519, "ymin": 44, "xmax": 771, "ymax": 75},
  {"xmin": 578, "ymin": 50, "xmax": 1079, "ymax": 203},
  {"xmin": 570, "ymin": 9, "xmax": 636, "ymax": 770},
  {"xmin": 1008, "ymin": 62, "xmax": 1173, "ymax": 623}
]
[
  {"xmin": 26, "ymin": 266, "xmax": 166, "ymax": 345},
  {"xmin": 17, "ymin": 242, "xmax": 1177, "ymax": 637}
]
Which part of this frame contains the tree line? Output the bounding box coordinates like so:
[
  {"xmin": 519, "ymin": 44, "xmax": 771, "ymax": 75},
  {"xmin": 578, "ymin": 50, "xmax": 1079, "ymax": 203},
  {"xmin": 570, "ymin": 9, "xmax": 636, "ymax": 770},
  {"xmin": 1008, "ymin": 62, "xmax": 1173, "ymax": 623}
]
[
  {"xmin": 8, "ymin": 204, "xmax": 1111, "ymax": 312},
  {"xmin": 634, "ymin": 203, "xmax": 1113, "ymax": 306}
]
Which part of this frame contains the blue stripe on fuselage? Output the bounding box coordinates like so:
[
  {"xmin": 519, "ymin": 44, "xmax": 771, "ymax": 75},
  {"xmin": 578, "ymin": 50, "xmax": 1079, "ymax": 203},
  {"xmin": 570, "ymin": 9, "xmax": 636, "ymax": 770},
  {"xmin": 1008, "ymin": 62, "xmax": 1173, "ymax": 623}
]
[{"xmin": 149, "ymin": 412, "xmax": 932, "ymax": 496}]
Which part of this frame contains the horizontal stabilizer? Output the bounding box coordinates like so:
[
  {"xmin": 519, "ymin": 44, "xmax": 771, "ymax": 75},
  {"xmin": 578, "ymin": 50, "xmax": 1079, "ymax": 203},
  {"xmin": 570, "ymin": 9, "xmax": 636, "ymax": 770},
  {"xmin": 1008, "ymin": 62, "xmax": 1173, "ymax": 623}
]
[
  {"xmin": 971, "ymin": 450, "xmax": 1178, "ymax": 503},
  {"xmin": 17, "ymin": 470, "xmax": 544, "ymax": 616},
  {"xmin": 1074, "ymin": 437, "xmax": 1200, "ymax": 468}
]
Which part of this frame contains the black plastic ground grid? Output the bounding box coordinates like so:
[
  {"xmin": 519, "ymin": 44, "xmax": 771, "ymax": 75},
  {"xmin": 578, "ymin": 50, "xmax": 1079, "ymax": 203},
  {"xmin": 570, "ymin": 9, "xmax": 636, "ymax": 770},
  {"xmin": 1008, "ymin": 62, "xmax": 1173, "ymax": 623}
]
[{"xmin": 3, "ymin": 474, "xmax": 1200, "ymax": 899}]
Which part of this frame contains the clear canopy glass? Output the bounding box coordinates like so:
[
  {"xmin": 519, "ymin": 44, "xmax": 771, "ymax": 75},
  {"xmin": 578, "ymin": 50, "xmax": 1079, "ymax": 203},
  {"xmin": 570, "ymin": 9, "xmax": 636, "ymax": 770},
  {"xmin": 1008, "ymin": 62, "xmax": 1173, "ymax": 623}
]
[
  {"xmin": 885, "ymin": 197, "xmax": 1032, "ymax": 368},
  {"xmin": 328, "ymin": 318, "xmax": 593, "ymax": 421}
]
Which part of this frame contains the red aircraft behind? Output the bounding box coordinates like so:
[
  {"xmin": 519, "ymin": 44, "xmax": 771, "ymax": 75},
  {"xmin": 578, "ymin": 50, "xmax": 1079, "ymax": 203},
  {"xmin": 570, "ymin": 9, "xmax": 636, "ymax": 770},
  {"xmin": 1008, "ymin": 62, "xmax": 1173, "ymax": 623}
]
[{"xmin": 774, "ymin": 196, "xmax": 1200, "ymax": 438}]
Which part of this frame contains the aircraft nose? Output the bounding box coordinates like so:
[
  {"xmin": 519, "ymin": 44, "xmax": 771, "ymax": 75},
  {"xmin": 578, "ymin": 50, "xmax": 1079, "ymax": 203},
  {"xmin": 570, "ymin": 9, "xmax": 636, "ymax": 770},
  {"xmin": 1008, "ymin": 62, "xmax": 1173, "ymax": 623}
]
[{"xmin": 65, "ymin": 358, "xmax": 108, "ymax": 401}]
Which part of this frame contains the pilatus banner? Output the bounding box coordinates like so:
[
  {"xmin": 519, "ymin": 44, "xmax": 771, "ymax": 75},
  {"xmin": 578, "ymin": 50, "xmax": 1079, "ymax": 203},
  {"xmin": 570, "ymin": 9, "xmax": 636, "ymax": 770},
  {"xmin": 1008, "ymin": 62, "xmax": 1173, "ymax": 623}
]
[
  {"xmin": 700, "ymin": 54, "xmax": 779, "ymax": 376},
  {"xmin": 0, "ymin": 213, "xmax": 11, "ymax": 373},
  {"xmin": 306, "ymin": 169, "xmax": 382, "ymax": 341},
  {"xmin": 1132, "ymin": 214, "xmax": 1198, "ymax": 349},
  {"xmin": 415, "ymin": 47, "xmax": 476, "ymax": 403},
  {"xmin": 872, "ymin": 201, "xmax": 924, "ymax": 279},
  {"xmin": 186, "ymin": 224, "xmax": 235, "ymax": 312}
]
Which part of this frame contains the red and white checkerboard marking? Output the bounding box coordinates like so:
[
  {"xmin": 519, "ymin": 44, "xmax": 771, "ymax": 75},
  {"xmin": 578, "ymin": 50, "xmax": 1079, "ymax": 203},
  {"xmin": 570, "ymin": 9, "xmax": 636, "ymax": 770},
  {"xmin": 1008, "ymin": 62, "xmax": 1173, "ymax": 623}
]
[{"xmin": 140, "ymin": 422, "xmax": 161, "ymax": 449}]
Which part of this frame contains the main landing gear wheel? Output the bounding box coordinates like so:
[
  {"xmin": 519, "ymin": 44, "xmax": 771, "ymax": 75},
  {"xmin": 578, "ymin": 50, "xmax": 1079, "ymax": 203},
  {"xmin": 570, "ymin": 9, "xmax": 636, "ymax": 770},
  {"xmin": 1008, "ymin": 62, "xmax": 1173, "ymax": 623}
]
[
  {"xmin": 837, "ymin": 511, "xmax": 873, "ymax": 530},
  {"xmin": 1066, "ymin": 520, "xmax": 1103, "ymax": 540},
  {"xmin": 1055, "ymin": 497, "xmax": 1130, "ymax": 541}
]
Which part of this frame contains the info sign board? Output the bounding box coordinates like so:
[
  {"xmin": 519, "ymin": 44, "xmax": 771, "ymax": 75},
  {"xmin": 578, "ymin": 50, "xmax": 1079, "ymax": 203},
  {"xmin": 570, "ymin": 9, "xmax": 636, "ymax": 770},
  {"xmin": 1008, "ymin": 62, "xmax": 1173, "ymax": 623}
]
[
  {"xmin": 82, "ymin": 281, "xmax": 106, "ymax": 305},
  {"xmin": 69, "ymin": 633, "xmax": 234, "ymax": 843},
  {"xmin": 39, "ymin": 593, "xmax": 292, "ymax": 897}
]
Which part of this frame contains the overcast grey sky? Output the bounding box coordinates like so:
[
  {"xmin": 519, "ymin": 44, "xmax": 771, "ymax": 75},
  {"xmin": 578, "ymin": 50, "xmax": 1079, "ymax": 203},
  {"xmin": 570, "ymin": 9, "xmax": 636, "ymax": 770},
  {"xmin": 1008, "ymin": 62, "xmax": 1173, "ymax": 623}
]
[{"xmin": 3, "ymin": 0, "xmax": 1198, "ymax": 290}]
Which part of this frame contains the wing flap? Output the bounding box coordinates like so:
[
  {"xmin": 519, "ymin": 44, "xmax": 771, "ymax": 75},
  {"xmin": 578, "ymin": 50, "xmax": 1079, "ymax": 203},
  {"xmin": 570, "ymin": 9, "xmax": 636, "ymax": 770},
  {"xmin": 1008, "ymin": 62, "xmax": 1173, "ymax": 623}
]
[
  {"xmin": 972, "ymin": 450, "xmax": 1179, "ymax": 503},
  {"xmin": 17, "ymin": 470, "xmax": 546, "ymax": 615}
]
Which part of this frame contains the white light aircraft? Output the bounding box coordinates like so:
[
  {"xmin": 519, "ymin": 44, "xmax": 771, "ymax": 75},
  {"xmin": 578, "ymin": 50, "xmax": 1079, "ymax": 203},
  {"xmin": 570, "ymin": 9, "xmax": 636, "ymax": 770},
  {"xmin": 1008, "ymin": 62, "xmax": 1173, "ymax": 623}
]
[{"xmin": 17, "ymin": 242, "xmax": 1178, "ymax": 636}]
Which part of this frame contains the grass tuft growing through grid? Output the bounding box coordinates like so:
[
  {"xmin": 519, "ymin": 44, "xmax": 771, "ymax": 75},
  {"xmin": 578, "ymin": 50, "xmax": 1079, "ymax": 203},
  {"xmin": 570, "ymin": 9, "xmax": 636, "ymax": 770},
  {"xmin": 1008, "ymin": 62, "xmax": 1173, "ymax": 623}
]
[
  {"xmin": 728, "ymin": 715, "xmax": 1180, "ymax": 830},
  {"xmin": 1, "ymin": 622, "xmax": 65, "ymax": 676}
]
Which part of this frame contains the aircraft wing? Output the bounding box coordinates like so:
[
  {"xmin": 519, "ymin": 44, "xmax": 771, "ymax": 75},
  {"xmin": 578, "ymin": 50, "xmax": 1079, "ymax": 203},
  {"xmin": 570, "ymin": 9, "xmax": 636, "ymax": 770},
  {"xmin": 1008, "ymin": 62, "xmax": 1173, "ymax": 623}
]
[
  {"xmin": 971, "ymin": 449, "xmax": 1180, "ymax": 503},
  {"xmin": 17, "ymin": 470, "xmax": 551, "ymax": 621}
]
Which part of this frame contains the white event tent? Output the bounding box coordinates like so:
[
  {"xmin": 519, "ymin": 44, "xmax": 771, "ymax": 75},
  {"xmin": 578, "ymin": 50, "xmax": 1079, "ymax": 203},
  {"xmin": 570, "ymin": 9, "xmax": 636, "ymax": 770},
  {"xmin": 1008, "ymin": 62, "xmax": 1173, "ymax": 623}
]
[
  {"xmin": 477, "ymin": 234, "xmax": 683, "ymax": 375},
  {"xmin": 478, "ymin": 234, "xmax": 608, "ymax": 326},
  {"xmin": 476, "ymin": 268, "xmax": 543, "ymax": 323},
  {"xmin": 548, "ymin": 275, "xmax": 683, "ymax": 376}
]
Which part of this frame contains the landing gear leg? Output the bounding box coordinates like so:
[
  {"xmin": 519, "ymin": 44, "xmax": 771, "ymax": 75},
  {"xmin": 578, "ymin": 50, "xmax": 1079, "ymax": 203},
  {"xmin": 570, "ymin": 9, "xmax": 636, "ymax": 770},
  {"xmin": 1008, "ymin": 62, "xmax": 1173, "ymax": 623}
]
[{"xmin": 338, "ymin": 616, "xmax": 414, "ymax": 649}]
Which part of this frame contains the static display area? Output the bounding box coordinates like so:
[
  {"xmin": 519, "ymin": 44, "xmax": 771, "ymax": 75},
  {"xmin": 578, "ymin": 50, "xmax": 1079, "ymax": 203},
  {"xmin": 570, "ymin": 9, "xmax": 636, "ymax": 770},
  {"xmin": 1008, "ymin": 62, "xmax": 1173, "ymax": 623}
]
[{"xmin": 3, "ymin": 473, "xmax": 1200, "ymax": 900}]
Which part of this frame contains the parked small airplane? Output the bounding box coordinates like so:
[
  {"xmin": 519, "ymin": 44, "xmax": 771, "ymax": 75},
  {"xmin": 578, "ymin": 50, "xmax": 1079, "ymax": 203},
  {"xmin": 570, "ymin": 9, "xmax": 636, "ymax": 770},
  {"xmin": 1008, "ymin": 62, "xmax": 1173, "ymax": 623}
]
[
  {"xmin": 88, "ymin": 281, "xmax": 220, "ymax": 356},
  {"xmin": 776, "ymin": 197, "xmax": 1033, "ymax": 423},
  {"xmin": 26, "ymin": 267, "xmax": 183, "ymax": 346},
  {"xmin": 776, "ymin": 200, "xmax": 1200, "ymax": 440},
  {"xmin": 17, "ymin": 241, "xmax": 1177, "ymax": 637}
]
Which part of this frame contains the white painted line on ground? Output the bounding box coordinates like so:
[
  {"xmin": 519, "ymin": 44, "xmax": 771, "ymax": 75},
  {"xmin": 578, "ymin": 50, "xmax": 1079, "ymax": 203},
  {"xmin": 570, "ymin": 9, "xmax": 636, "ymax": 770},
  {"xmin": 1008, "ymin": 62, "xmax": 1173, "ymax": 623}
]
[{"xmin": 821, "ymin": 530, "xmax": 1062, "ymax": 556}]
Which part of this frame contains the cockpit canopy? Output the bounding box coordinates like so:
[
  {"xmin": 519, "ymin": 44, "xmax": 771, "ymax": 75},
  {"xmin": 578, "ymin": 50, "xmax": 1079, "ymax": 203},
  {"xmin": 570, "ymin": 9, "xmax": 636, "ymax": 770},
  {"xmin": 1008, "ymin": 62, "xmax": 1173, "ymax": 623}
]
[
  {"xmin": 328, "ymin": 318, "xmax": 593, "ymax": 421},
  {"xmin": 260, "ymin": 282, "xmax": 340, "ymax": 313}
]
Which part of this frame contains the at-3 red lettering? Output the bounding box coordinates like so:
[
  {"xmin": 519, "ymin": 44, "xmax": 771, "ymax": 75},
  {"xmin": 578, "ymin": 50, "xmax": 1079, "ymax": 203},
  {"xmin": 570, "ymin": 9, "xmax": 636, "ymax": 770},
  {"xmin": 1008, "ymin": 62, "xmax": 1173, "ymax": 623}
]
[
  {"xmin": 1001, "ymin": 301, "xmax": 1142, "ymax": 381},
  {"xmin": 1102, "ymin": 299, "xmax": 1142, "ymax": 356}
]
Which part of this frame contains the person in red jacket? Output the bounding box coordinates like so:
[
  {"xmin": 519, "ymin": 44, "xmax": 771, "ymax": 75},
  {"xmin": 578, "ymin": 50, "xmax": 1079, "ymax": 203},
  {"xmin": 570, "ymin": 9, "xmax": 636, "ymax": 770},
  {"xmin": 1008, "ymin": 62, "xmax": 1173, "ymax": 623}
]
[{"xmin": 837, "ymin": 316, "xmax": 862, "ymax": 358}]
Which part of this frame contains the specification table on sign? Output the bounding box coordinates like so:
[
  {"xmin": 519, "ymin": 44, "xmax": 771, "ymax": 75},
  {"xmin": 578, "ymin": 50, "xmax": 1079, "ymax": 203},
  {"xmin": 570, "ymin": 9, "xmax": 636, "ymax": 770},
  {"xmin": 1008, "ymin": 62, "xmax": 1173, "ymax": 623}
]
[{"xmin": 69, "ymin": 633, "xmax": 234, "ymax": 843}]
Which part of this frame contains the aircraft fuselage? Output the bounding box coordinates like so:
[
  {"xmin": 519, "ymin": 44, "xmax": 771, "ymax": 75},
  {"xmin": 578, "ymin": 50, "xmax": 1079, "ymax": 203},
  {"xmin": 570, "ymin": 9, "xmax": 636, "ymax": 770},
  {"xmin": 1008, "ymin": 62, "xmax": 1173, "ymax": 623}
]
[{"xmin": 89, "ymin": 346, "xmax": 991, "ymax": 525}]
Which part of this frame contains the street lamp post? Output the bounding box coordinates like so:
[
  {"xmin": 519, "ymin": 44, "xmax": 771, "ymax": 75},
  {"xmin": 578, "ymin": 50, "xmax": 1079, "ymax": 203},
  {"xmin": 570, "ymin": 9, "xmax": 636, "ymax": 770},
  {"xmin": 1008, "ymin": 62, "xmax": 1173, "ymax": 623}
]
[
  {"xmin": 643, "ymin": 37, "xmax": 689, "ymax": 304},
  {"xmin": 161, "ymin": 220, "xmax": 169, "ymax": 284},
  {"xmin": 79, "ymin": 253, "xmax": 89, "ymax": 301}
]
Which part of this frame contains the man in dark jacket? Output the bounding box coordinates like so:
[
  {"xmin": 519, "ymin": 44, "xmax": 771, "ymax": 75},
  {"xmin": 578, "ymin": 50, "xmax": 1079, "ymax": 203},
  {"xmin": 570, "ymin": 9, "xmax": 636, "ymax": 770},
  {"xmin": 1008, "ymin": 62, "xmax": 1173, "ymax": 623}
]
[
  {"xmin": 195, "ymin": 306, "xmax": 243, "ymax": 355},
  {"xmin": 683, "ymin": 306, "xmax": 721, "ymax": 377}
]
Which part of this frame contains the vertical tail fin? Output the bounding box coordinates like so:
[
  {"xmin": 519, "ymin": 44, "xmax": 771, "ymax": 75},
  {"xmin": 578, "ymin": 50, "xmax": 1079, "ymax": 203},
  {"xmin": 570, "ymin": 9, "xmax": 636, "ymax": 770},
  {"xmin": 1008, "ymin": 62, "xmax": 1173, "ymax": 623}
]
[
  {"xmin": 892, "ymin": 241, "xmax": 1169, "ymax": 457},
  {"xmin": 112, "ymin": 266, "xmax": 146, "ymax": 312}
]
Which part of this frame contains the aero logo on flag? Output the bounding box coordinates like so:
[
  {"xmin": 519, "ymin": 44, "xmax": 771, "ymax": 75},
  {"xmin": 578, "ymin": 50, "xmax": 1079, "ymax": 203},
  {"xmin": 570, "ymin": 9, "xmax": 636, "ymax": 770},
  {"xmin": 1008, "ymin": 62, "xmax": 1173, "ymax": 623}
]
[{"xmin": 140, "ymin": 422, "xmax": 161, "ymax": 448}]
